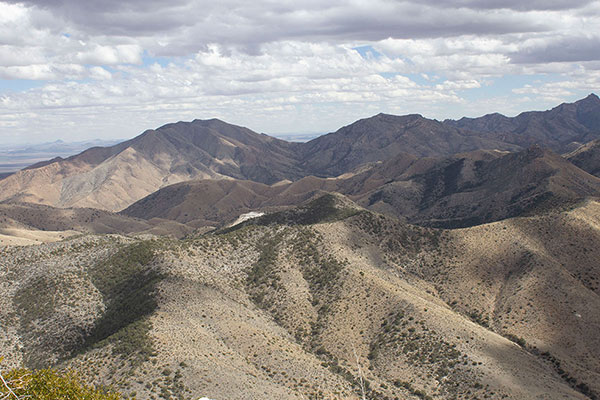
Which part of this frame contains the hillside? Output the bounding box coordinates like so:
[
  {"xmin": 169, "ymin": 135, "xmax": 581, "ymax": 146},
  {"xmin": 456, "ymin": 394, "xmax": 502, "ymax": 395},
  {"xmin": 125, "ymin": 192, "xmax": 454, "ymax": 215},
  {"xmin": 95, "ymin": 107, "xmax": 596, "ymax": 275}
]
[
  {"xmin": 357, "ymin": 146, "xmax": 600, "ymax": 227},
  {"xmin": 120, "ymin": 176, "xmax": 347, "ymax": 227},
  {"xmin": 566, "ymin": 139, "xmax": 600, "ymax": 177},
  {"xmin": 122, "ymin": 147, "xmax": 600, "ymax": 229},
  {"xmin": 0, "ymin": 202, "xmax": 192, "ymax": 245},
  {"xmin": 1, "ymin": 195, "xmax": 599, "ymax": 399}
]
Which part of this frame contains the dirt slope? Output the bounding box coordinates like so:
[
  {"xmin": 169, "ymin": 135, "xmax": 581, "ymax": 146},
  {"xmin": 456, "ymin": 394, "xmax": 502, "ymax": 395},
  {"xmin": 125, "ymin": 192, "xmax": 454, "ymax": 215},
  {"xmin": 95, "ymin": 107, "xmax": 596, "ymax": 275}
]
[{"xmin": 1, "ymin": 195, "xmax": 598, "ymax": 399}]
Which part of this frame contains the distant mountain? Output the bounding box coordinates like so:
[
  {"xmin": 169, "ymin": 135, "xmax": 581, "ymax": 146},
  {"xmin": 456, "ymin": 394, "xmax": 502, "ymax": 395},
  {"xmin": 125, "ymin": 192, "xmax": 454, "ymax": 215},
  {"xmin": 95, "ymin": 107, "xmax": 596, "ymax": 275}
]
[
  {"xmin": 2, "ymin": 95, "xmax": 599, "ymax": 212},
  {"xmin": 445, "ymin": 93, "xmax": 600, "ymax": 153},
  {"xmin": 0, "ymin": 139, "xmax": 123, "ymax": 174},
  {"xmin": 298, "ymin": 94, "xmax": 600, "ymax": 177},
  {"xmin": 0, "ymin": 139, "xmax": 122, "ymax": 156},
  {"xmin": 566, "ymin": 139, "xmax": 600, "ymax": 177},
  {"xmin": 299, "ymin": 114, "xmax": 520, "ymax": 176},
  {"xmin": 17, "ymin": 139, "xmax": 122, "ymax": 154},
  {"xmin": 0, "ymin": 119, "xmax": 304, "ymax": 211}
]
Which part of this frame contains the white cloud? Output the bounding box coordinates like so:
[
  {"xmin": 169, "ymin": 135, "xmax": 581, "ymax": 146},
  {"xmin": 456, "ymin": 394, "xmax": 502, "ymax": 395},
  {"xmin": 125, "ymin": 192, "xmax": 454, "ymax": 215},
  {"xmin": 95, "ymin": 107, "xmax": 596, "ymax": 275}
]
[
  {"xmin": 0, "ymin": 0, "xmax": 599, "ymax": 145},
  {"xmin": 75, "ymin": 44, "xmax": 143, "ymax": 65}
]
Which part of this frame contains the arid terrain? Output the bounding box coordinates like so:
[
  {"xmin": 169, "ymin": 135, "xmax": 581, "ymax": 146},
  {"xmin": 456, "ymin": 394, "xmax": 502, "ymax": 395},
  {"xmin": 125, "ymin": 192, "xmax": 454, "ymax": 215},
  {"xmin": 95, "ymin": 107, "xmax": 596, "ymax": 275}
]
[
  {"xmin": 1, "ymin": 195, "xmax": 599, "ymax": 399},
  {"xmin": 1, "ymin": 94, "xmax": 598, "ymax": 213},
  {"xmin": 1, "ymin": 95, "xmax": 600, "ymax": 400}
]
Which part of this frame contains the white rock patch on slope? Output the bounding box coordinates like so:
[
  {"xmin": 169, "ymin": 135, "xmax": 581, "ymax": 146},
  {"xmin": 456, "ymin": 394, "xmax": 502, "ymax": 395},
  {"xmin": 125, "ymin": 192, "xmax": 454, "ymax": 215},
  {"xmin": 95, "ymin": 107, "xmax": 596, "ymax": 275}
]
[{"xmin": 228, "ymin": 212, "xmax": 265, "ymax": 227}]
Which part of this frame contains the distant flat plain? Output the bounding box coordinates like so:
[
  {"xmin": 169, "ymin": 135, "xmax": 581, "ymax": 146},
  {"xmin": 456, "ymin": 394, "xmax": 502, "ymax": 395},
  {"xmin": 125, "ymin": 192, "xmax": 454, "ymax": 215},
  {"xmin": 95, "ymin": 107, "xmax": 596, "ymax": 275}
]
[{"xmin": 0, "ymin": 139, "xmax": 123, "ymax": 173}]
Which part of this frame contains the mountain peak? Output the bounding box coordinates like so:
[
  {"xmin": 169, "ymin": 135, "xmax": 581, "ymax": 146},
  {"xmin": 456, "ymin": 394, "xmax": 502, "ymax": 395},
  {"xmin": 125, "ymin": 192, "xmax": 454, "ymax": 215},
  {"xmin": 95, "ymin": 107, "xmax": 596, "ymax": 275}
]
[
  {"xmin": 574, "ymin": 93, "xmax": 600, "ymax": 106},
  {"xmin": 191, "ymin": 118, "xmax": 226, "ymax": 124}
]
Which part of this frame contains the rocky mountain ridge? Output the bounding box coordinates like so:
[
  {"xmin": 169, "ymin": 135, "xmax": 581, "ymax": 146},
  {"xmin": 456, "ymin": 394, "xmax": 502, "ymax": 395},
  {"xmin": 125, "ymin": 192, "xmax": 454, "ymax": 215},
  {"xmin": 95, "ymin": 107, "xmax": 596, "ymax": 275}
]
[{"xmin": 0, "ymin": 95, "xmax": 598, "ymax": 213}]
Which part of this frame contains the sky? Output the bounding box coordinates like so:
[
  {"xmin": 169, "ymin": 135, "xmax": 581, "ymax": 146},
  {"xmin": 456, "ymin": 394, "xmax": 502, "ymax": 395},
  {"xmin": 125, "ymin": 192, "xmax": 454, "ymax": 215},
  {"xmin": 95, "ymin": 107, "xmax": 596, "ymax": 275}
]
[{"xmin": 0, "ymin": 0, "xmax": 599, "ymax": 145}]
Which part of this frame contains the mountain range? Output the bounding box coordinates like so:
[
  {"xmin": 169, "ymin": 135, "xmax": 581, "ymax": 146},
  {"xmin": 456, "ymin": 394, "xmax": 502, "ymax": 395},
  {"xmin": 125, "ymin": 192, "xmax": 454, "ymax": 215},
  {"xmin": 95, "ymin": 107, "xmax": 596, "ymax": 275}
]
[
  {"xmin": 1, "ymin": 94, "xmax": 600, "ymax": 400},
  {"xmin": 0, "ymin": 94, "xmax": 598, "ymax": 214}
]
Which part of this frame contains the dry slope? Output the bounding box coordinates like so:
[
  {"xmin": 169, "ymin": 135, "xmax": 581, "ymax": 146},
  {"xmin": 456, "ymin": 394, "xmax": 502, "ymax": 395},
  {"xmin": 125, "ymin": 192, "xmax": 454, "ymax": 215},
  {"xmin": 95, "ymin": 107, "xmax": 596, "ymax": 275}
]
[
  {"xmin": 122, "ymin": 147, "xmax": 600, "ymax": 230},
  {"xmin": 1, "ymin": 195, "xmax": 599, "ymax": 399},
  {"xmin": 0, "ymin": 119, "xmax": 303, "ymax": 211}
]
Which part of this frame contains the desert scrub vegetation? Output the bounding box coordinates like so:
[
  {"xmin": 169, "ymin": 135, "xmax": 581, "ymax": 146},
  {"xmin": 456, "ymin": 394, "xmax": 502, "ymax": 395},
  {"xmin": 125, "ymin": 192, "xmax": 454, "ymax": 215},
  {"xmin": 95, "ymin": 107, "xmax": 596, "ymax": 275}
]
[
  {"xmin": 78, "ymin": 240, "xmax": 164, "ymax": 365},
  {"xmin": 466, "ymin": 309, "xmax": 489, "ymax": 328},
  {"xmin": 530, "ymin": 349, "xmax": 598, "ymax": 400},
  {"xmin": 245, "ymin": 229, "xmax": 286, "ymax": 307},
  {"xmin": 367, "ymin": 309, "xmax": 484, "ymax": 398},
  {"xmin": 349, "ymin": 211, "xmax": 442, "ymax": 256},
  {"xmin": 242, "ymin": 214, "xmax": 349, "ymax": 317},
  {"xmin": 241, "ymin": 226, "xmax": 372, "ymax": 398},
  {"xmin": 13, "ymin": 273, "xmax": 79, "ymax": 331},
  {"xmin": 0, "ymin": 364, "xmax": 127, "ymax": 400},
  {"xmin": 12, "ymin": 269, "xmax": 95, "ymax": 368},
  {"xmin": 503, "ymin": 333, "xmax": 526, "ymax": 348},
  {"xmin": 287, "ymin": 227, "xmax": 347, "ymax": 347}
]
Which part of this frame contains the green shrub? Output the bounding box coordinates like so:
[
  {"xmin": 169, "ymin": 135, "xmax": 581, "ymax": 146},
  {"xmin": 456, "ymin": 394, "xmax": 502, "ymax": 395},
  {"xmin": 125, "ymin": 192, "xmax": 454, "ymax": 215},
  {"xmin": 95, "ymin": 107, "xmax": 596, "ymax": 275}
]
[
  {"xmin": 0, "ymin": 366, "xmax": 126, "ymax": 400},
  {"xmin": 80, "ymin": 240, "xmax": 163, "ymax": 363}
]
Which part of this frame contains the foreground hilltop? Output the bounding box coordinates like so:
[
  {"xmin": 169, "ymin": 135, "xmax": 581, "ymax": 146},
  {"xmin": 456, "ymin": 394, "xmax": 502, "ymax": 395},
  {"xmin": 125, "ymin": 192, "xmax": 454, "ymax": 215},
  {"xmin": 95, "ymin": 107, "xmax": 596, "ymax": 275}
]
[
  {"xmin": 0, "ymin": 95, "xmax": 599, "ymax": 212},
  {"xmin": 1, "ymin": 195, "xmax": 599, "ymax": 399}
]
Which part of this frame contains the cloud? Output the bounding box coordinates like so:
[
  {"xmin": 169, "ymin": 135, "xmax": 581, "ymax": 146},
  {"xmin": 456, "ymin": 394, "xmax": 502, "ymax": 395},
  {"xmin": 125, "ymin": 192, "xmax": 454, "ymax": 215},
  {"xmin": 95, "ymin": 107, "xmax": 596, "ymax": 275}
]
[
  {"xmin": 0, "ymin": 41, "xmax": 466, "ymax": 143},
  {"xmin": 0, "ymin": 63, "xmax": 87, "ymax": 80},
  {"xmin": 2, "ymin": 1, "xmax": 599, "ymax": 73},
  {"xmin": 430, "ymin": 0, "xmax": 595, "ymax": 11},
  {"xmin": 0, "ymin": 1, "xmax": 560, "ymax": 54},
  {"xmin": 511, "ymin": 36, "xmax": 600, "ymax": 63},
  {"xmin": 0, "ymin": 0, "xmax": 599, "ymax": 145},
  {"xmin": 512, "ymin": 69, "xmax": 600, "ymax": 102},
  {"xmin": 75, "ymin": 44, "xmax": 143, "ymax": 65}
]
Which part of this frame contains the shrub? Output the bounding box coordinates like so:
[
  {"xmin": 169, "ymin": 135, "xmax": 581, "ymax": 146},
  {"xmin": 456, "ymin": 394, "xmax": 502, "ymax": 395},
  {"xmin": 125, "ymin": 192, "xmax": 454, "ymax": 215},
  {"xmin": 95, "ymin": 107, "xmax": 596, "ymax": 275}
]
[
  {"xmin": 79, "ymin": 240, "xmax": 163, "ymax": 363},
  {"xmin": 0, "ymin": 366, "xmax": 126, "ymax": 399}
]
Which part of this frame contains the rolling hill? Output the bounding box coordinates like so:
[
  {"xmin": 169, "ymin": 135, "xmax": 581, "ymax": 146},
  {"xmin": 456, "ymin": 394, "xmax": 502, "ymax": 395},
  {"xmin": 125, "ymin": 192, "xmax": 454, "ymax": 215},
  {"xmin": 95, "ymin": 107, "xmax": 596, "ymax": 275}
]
[
  {"xmin": 1, "ymin": 195, "xmax": 599, "ymax": 399},
  {"xmin": 0, "ymin": 202, "xmax": 193, "ymax": 245}
]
